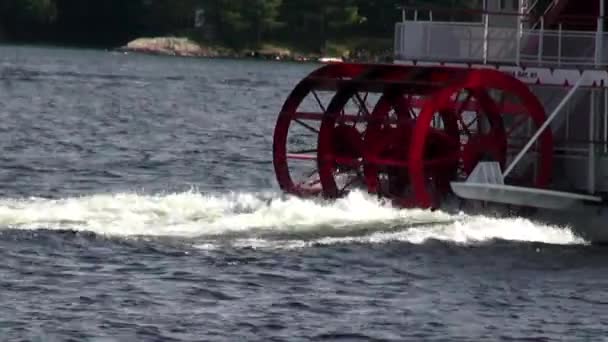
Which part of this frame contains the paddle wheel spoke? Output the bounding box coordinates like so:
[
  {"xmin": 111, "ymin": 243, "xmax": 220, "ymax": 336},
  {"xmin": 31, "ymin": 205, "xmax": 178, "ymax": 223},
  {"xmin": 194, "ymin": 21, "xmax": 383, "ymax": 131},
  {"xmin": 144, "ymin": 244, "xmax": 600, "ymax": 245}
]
[
  {"xmin": 286, "ymin": 153, "xmax": 317, "ymax": 161},
  {"xmin": 453, "ymin": 90, "xmax": 475, "ymax": 137},
  {"xmin": 312, "ymin": 90, "xmax": 327, "ymax": 112},
  {"xmin": 303, "ymin": 168, "xmax": 320, "ymax": 179},
  {"xmin": 293, "ymin": 119, "xmax": 320, "ymax": 134},
  {"xmin": 289, "ymin": 148, "xmax": 318, "ymax": 154},
  {"xmin": 506, "ymin": 114, "xmax": 531, "ymax": 136},
  {"xmin": 354, "ymin": 92, "xmax": 371, "ymax": 116},
  {"xmin": 465, "ymin": 115, "xmax": 479, "ymax": 130}
]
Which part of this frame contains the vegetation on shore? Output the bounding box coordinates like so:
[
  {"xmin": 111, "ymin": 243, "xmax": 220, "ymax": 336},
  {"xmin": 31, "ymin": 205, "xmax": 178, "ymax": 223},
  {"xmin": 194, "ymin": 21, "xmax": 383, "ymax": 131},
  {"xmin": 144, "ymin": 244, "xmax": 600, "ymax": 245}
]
[{"xmin": 0, "ymin": 0, "xmax": 481, "ymax": 61}]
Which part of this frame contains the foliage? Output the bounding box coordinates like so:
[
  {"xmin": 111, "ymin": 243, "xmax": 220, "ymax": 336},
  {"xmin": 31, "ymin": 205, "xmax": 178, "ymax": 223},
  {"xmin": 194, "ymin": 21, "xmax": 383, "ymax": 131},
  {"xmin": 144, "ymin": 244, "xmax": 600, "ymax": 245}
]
[
  {"xmin": 0, "ymin": 0, "xmax": 520, "ymax": 52},
  {"xmin": 0, "ymin": 0, "xmax": 57, "ymax": 40},
  {"xmin": 277, "ymin": 0, "xmax": 364, "ymax": 52}
]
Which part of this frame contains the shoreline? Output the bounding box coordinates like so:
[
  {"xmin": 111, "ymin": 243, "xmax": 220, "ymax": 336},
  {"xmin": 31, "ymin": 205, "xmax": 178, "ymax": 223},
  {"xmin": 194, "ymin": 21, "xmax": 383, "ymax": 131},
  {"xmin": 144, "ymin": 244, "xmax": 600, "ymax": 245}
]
[
  {"xmin": 0, "ymin": 37, "xmax": 392, "ymax": 64},
  {"xmin": 118, "ymin": 37, "xmax": 391, "ymax": 64}
]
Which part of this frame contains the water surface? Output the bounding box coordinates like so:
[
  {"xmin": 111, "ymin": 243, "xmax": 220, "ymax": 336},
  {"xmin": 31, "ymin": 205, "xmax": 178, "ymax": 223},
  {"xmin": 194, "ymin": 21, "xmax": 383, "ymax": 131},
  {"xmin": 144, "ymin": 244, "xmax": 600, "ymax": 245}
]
[{"xmin": 0, "ymin": 45, "xmax": 604, "ymax": 341}]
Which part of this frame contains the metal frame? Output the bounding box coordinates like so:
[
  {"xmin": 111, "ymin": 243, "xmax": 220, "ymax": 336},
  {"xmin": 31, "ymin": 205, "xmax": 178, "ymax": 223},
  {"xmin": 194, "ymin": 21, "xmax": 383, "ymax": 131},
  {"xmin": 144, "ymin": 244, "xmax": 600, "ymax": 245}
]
[
  {"xmin": 504, "ymin": 74, "xmax": 585, "ymax": 178},
  {"xmin": 395, "ymin": 2, "xmax": 607, "ymax": 68}
]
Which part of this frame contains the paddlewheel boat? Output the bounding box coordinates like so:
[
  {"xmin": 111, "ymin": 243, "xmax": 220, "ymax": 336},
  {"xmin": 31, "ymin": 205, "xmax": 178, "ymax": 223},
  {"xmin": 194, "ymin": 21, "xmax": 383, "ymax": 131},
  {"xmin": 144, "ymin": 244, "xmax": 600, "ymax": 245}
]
[{"xmin": 272, "ymin": 0, "xmax": 608, "ymax": 241}]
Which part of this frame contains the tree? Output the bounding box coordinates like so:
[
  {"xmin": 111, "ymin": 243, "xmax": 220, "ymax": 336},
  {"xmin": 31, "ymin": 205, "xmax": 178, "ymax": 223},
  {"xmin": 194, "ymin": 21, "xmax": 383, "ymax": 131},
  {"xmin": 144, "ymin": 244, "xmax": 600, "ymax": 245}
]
[
  {"xmin": 0, "ymin": 0, "xmax": 488, "ymax": 49},
  {"xmin": 0, "ymin": 0, "xmax": 56, "ymax": 40},
  {"xmin": 354, "ymin": 0, "xmax": 402, "ymax": 37},
  {"xmin": 203, "ymin": 0, "xmax": 282, "ymax": 48},
  {"xmin": 140, "ymin": 0, "xmax": 199, "ymax": 35},
  {"xmin": 203, "ymin": 0, "xmax": 250, "ymax": 47},
  {"xmin": 242, "ymin": 0, "xmax": 282, "ymax": 47},
  {"xmin": 0, "ymin": 0, "xmax": 57, "ymax": 24},
  {"xmin": 279, "ymin": 0, "xmax": 364, "ymax": 52},
  {"xmin": 52, "ymin": 0, "xmax": 146, "ymax": 46}
]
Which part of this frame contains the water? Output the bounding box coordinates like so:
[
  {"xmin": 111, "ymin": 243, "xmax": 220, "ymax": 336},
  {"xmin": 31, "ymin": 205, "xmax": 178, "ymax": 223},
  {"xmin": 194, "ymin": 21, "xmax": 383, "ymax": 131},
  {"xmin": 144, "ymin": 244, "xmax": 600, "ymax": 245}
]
[{"xmin": 0, "ymin": 45, "xmax": 605, "ymax": 341}]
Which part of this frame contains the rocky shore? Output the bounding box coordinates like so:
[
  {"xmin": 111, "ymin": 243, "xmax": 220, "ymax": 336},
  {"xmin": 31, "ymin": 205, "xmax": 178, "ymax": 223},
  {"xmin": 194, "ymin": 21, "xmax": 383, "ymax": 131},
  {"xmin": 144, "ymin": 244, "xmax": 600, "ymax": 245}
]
[
  {"xmin": 119, "ymin": 36, "xmax": 391, "ymax": 63},
  {"xmin": 119, "ymin": 37, "xmax": 223, "ymax": 57},
  {"xmin": 120, "ymin": 37, "xmax": 333, "ymax": 62}
]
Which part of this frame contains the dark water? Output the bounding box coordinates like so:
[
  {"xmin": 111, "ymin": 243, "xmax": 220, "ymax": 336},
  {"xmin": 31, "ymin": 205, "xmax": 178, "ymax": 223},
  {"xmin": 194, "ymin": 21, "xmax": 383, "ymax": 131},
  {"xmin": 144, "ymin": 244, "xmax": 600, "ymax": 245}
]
[{"xmin": 0, "ymin": 45, "xmax": 606, "ymax": 341}]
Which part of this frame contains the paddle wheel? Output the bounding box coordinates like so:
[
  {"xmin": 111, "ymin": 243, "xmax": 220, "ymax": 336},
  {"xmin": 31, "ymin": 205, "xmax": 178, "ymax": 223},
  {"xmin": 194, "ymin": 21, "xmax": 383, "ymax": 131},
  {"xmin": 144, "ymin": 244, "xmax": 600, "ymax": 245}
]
[
  {"xmin": 272, "ymin": 0, "xmax": 608, "ymax": 244},
  {"xmin": 273, "ymin": 63, "xmax": 554, "ymax": 209}
]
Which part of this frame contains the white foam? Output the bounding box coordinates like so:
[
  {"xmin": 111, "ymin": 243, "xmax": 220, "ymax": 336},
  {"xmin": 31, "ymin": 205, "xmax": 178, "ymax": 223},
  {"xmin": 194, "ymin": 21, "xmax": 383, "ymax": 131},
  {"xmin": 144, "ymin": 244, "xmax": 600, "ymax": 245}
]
[
  {"xmin": 0, "ymin": 190, "xmax": 586, "ymax": 246},
  {"xmin": 218, "ymin": 215, "xmax": 586, "ymax": 250}
]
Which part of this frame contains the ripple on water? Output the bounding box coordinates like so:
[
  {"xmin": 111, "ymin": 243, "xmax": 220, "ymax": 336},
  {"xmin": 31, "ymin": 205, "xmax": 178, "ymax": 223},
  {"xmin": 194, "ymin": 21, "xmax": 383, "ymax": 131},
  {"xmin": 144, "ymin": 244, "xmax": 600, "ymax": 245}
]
[{"xmin": 0, "ymin": 46, "xmax": 605, "ymax": 341}]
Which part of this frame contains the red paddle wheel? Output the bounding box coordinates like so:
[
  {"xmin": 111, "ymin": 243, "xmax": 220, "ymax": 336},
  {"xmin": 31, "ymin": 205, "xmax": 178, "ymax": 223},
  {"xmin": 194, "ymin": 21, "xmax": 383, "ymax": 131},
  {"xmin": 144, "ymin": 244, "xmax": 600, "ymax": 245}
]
[{"xmin": 273, "ymin": 63, "xmax": 554, "ymax": 209}]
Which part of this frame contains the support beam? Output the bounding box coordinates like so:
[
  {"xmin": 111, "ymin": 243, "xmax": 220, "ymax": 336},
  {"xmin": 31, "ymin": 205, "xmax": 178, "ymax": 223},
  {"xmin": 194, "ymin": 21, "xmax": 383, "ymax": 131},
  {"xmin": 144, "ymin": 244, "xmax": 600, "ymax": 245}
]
[
  {"xmin": 589, "ymin": 90, "xmax": 597, "ymax": 194},
  {"xmin": 597, "ymin": 0, "xmax": 605, "ymax": 65},
  {"xmin": 483, "ymin": 13, "xmax": 489, "ymax": 64},
  {"xmin": 604, "ymin": 88, "xmax": 607, "ymax": 154},
  {"xmin": 538, "ymin": 17, "xmax": 544, "ymax": 65},
  {"xmin": 504, "ymin": 73, "xmax": 586, "ymax": 178}
]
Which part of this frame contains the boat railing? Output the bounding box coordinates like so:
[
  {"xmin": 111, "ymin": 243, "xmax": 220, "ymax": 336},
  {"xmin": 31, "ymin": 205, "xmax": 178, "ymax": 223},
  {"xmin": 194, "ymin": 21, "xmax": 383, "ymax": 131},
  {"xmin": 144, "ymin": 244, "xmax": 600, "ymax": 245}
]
[{"xmin": 395, "ymin": 9, "xmax": 607, "ymax": 68}]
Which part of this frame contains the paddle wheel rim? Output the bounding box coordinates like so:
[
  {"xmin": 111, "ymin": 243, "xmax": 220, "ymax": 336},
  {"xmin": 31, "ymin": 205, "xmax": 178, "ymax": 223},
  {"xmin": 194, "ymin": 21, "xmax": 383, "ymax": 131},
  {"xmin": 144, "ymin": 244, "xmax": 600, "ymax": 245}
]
[
  {"xmin": 408, "ymin": 69, "xmax": 553, "ymax": 208},
  {"xmin": 362, "ymin": 93, "xmax": 412, "ymax": 196},
  {"xmin": 273, "ymin": 63, "xmax": 368, "ymax": 196},
  {"xmin": 363, "ymin": 86, "xmax": 475, "ymax": 208},
  {"xmin": 316, "ymin": 65, "xmax": 414, "ymax": 199}
]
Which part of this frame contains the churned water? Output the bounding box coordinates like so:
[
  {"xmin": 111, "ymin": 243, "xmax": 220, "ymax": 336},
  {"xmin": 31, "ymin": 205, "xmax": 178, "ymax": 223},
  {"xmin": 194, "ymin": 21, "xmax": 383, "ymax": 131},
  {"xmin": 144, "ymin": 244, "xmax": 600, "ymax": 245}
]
[{"xmin": 0, "ymin": 45, "xmax": 605, "ymax": 341}]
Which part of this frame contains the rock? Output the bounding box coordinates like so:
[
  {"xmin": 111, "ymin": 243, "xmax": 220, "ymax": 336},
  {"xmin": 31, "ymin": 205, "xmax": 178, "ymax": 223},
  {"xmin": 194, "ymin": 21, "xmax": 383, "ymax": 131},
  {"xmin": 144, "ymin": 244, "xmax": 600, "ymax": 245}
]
[
  {"xmin": 121, "ymin": 37, "xmax": 219, "ymax": 57},
  {"xmin": 256, "ymin": 45, "xmax": 291, "ymax": 59},
  {"xmin": 120, "ymin": 37, "xmax": 321, "ymax": 63}
]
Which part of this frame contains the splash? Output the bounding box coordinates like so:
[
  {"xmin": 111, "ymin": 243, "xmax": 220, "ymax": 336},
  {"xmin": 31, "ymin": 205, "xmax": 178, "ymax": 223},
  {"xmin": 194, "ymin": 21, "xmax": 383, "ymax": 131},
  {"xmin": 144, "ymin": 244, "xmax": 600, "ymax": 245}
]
[{"xmin": 0, "ymin": 190, "xmax": 586, "ymax": 246}]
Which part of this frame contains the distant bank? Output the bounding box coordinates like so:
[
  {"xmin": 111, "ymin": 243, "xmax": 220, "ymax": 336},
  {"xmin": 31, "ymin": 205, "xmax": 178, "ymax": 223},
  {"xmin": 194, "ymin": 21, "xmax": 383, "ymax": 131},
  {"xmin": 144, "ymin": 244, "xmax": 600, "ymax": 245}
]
[
  {"xmin": 119, "ymin": 37, "xmax": 391, "ymax": 63},
  {"xmin": 119, "ymin": 37, "xmax": 325, "ymax": 62}
]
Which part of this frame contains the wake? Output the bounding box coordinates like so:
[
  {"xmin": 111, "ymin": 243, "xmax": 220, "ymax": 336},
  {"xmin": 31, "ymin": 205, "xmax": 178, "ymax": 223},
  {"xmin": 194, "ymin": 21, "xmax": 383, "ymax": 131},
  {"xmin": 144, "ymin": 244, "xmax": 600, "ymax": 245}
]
[{"xmin": 0, "ymin": 189, "xmax": 586, "ymax": 247}]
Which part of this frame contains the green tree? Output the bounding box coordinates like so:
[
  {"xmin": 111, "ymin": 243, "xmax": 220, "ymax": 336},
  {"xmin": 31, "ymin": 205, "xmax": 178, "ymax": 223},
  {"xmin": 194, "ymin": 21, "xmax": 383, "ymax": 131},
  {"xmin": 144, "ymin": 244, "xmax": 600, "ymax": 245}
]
[
  {"xmin": 52, "ymin": 0, "xmax": 146, "ymax": 46},
  {"xmin": 242, "ymin": 0, "xmax": 282, "ymax": 47},
  {"xmin": 279, "ymin": 0, "xmax": 364, "ymax": 52},
  {"xmin": 203, "ymin": 0, "xmax": 282, "ymax": 48},
  {"xmin": 140, "ymin": 0, "xmax": 199, "ymax": 35},
  {"xmin": 0, "ymin": 0, "xmax": 491, "ymax": 50},
  {"xmin": 203, "ymin": 0, "xmax": 250, "ymax": 47},
  {"xmin": 0, "ymin": 0, "xmax": 56, "ymax": 40},
  {"xmin": 0, "ymin": 0, "xmax": 57, "ymax": 24}
]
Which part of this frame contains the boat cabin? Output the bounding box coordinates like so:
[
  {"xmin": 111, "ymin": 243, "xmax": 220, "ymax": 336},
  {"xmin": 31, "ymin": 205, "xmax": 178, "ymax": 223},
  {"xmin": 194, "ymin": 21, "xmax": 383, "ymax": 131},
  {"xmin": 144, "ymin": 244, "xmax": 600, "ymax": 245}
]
[{"xmin": 395, "ymin": 0, "xmax": 608, "ymax": 197}]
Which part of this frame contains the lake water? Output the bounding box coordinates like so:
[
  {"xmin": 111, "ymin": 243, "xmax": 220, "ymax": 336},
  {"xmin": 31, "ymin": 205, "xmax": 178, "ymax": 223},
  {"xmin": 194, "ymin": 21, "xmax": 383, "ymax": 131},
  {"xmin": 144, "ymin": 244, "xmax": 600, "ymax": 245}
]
[{"xmin": 0, "ymin": 45, "xmax": 605, "ymax": 341}]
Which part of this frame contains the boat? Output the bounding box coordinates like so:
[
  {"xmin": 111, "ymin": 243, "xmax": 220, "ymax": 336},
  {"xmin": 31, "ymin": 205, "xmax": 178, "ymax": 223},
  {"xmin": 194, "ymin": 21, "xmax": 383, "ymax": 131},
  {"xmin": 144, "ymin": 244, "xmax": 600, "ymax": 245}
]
[{"xmin": 271, "ymin": 0, "xmax": 608, "ymax": 242}]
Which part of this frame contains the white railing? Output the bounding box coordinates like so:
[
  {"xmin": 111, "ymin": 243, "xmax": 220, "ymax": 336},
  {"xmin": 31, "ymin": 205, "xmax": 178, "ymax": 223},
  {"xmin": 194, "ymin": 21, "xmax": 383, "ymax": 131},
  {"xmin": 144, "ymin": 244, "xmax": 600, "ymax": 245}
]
[{"xmin": 394, "ymin": 19, "xmax": 608, "ymax": 67}]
